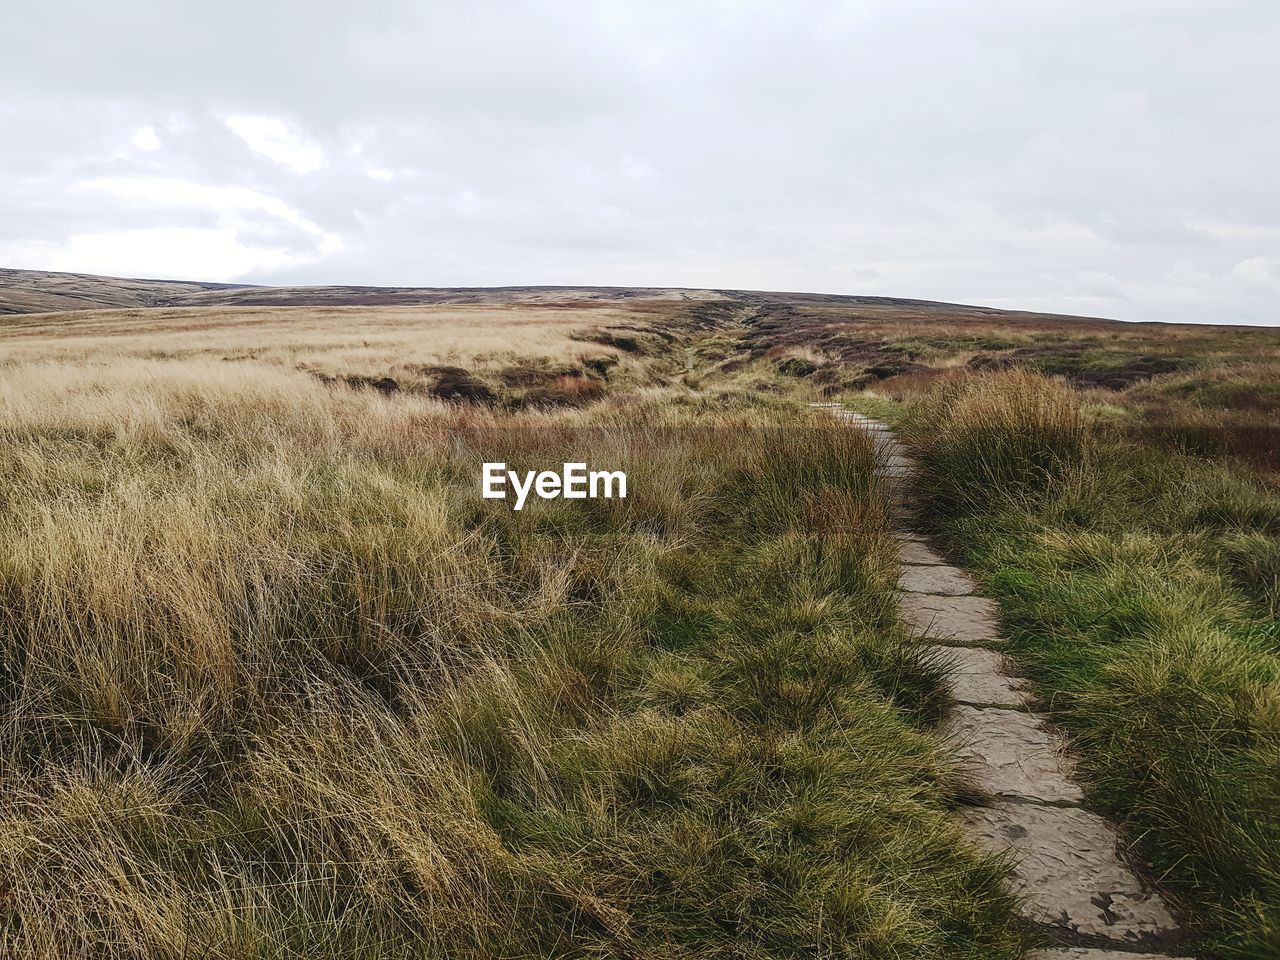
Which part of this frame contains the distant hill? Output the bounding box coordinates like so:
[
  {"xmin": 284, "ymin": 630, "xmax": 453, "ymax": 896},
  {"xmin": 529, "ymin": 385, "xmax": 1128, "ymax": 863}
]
[
  {"xmin": 0, "ymin": 268, "xmax": 257, "ymax": 315},
  {"xmin": 0, "ymin": 266, "xmax": 1087, "ymax": 321}
]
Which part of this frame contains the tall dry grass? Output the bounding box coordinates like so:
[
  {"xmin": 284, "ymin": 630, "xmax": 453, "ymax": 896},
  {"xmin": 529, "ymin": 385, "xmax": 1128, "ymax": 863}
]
[
  {"xmin": 0, "ymin": 349, "xmax": 1023, "ymax": 958},
  {"xmin": 902, "ymin": 369, "xmax": 1092, "ymax": 509}
]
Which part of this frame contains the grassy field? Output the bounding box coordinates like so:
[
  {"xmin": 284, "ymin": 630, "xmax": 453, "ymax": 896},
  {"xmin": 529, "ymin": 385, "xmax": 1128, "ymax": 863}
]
[
  {"xmin": 0, "ymin": 296, "xmax": 1025, "ymax": 959},
  {"xmin": 1, "ymin": 282, "xmax": 1277, "ymax": 958}
]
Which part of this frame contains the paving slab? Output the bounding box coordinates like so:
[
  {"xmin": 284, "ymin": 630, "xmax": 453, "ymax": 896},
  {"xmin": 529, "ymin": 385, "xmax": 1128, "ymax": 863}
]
[
  {"xmin": 946, "ymin": 705, "xmax": 1083, "ymax": 802},
  {"xmin": 898, "ymin": 540, "xmax": 947, "ymax": 565},
  {"xmin": 1027, "ymin": 951, "xmax": 1178, "ymax": 960},
  {"xmin": 897, "ymin": 564, "xmax": 977, "ymax": 595},
  {"xmin": 963, "ymin": 802, "xmax": 1182, "ymax": 949},
  {"xmin": 925, "ymin": 645, "xmax": 1029, "ymax": 707},
  {"xmin": 898, "ymin": 593, "xmax": 1003, "ymax": 643},
  {"xmin": 893, "ymin": 530, "xmax": 928, "ymax": 542}
]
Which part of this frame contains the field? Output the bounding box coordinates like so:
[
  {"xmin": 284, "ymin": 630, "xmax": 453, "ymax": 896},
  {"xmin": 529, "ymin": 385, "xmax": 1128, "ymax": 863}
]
[{"xmin": 0, "ymin": 271, "xmax": 1277, "ymax": 958}]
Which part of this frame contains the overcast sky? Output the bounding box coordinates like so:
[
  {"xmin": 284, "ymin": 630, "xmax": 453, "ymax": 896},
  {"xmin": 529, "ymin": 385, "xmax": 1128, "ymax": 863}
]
[{"xmin": 3, "ymin": 1, "xmax": 1278, "ymax": 324}]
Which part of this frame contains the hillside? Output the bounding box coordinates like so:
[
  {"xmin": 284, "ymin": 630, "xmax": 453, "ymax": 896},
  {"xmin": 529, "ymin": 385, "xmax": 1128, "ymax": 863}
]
[
  {"xmin": 1, "ymin": 266, "xmax": 1098, "ymax": 318},
  {"xmin": 0, "ymin": 268, "xmax": 255, "ymax": 315}
]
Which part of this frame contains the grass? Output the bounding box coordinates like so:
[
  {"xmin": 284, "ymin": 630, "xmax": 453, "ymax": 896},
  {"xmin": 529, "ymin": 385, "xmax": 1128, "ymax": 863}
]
[
  {"xmin": 0, "ymin": 301, "xmax": 663, "ymax": 409},
  {"xmin": 0, "ymin": 323, "xmax": 1026, "ymax": 958},
  {"xmin": 4, "ymin": 284, "xmax": 1277, "ymax": 957},
  {"xmin": 898, "ymin": 371, "xmax": 1280, "ymax": 959}
]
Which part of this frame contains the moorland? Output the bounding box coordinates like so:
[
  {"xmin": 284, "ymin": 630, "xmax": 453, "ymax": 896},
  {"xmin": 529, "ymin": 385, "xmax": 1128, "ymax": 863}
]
[{"xmin": 0, "ymin": 268, "xmax": 1276, "ymax": 959}]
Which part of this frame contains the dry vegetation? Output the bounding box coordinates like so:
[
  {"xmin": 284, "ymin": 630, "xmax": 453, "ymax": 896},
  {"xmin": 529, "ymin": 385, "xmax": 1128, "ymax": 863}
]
[
  {"xmin": 0, "ymin": 294, "xmax": 1027, "ymax": 959},
  {"xmin": 1, "ymin": 279, "xmax": 1277, "ymax": 958}
]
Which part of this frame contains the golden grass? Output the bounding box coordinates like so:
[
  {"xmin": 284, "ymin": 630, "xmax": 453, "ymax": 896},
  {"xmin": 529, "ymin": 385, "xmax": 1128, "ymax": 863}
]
[
  {"xmin": 12, "ymin": 285, "xmax": 1270, "ymax": 956},
  {"xmin": 0, "ymin": 304, "xmax": 1025, "ymax": 958},
  {"xmin": 0, "ymin": 303, "xmax": 633, "ymax": 371}
]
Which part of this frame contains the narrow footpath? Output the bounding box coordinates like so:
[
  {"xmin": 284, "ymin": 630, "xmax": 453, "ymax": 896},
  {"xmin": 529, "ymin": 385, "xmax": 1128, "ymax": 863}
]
[{"xmin": 813, "ymin": 404, "xmax": 1191, "ymax": 960}]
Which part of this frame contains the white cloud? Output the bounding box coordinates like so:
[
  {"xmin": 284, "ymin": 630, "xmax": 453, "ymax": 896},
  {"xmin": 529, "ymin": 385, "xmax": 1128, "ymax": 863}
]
[
  {"xmin": 39, "ymin": 227, "xmax": 319, "ymax": 281},
  {"xmin": 6, "ymin": 177, "xmax": 344, "ymax": 281},
  {"xmin": 80, "ymin": 177, "xmax": 336, "ymax": 243},
  {"xmin": 1231, "ymin": 256, "xmax": 1280, "ymax": 288},
  {"xmin": 224, "ymin": 115, "xmax": 325, "ymax": 174},
  {"xmin": 131, "ymin": 126, "xmax": 161, "ymax": 151}
]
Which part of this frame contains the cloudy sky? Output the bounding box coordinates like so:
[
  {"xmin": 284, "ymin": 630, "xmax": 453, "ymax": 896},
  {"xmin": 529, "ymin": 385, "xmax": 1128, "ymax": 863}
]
[{"xmin": 3, "ymin": 0, "xmax": 1277, "ymax": 324}]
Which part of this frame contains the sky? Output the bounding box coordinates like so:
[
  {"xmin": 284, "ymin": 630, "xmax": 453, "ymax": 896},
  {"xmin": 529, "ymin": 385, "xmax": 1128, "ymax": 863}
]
[{"xmin": 2, "ymin": 0, "xmax": 1278, "ymax": 324}]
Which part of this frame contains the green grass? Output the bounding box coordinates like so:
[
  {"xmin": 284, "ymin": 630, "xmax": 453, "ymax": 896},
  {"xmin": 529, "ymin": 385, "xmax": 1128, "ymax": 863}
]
[
  {"xmin": 901, "ymin": 371, "xmax": 1280, "ymax": 959},
  {"xmin": 0, "ymin": 362, "xmax": 1026, "ymax": 959}
]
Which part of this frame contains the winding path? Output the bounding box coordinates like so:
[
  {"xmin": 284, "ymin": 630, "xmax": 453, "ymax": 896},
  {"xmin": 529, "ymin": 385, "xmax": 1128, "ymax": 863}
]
[{"xmin": 813, "ymin": 404, "xmax": 1191, "ymax": 959}]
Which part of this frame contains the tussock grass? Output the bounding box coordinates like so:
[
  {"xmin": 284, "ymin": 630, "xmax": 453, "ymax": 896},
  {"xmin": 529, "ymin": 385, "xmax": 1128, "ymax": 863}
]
[
  {"xmin": 903, "ymin": 370, "xmax": 1090, "ymax": 500},
  {"xmin": 903, "ymin": 370, "xmax": 1280, "ymax": 958},
  {"xmin": 0, "ymin": 351, "xmax": 1024, "ymax": 958}
]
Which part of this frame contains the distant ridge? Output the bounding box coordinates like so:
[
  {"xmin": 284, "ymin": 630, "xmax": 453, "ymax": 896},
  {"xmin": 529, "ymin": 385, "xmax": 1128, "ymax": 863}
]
[
  {"xmin": 0, "ymin": 268, "xmax": 255, "ymax": 316},
  {"xmin": 2, "ymin": 267, "xmax": 1122, "ymax": 326}
]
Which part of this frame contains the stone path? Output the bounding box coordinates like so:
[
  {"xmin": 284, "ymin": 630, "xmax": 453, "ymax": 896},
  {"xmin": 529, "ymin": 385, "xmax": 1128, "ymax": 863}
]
[{"xmin": 812, "ymin": 404, "xmax": 1190, "ymax": 959}]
